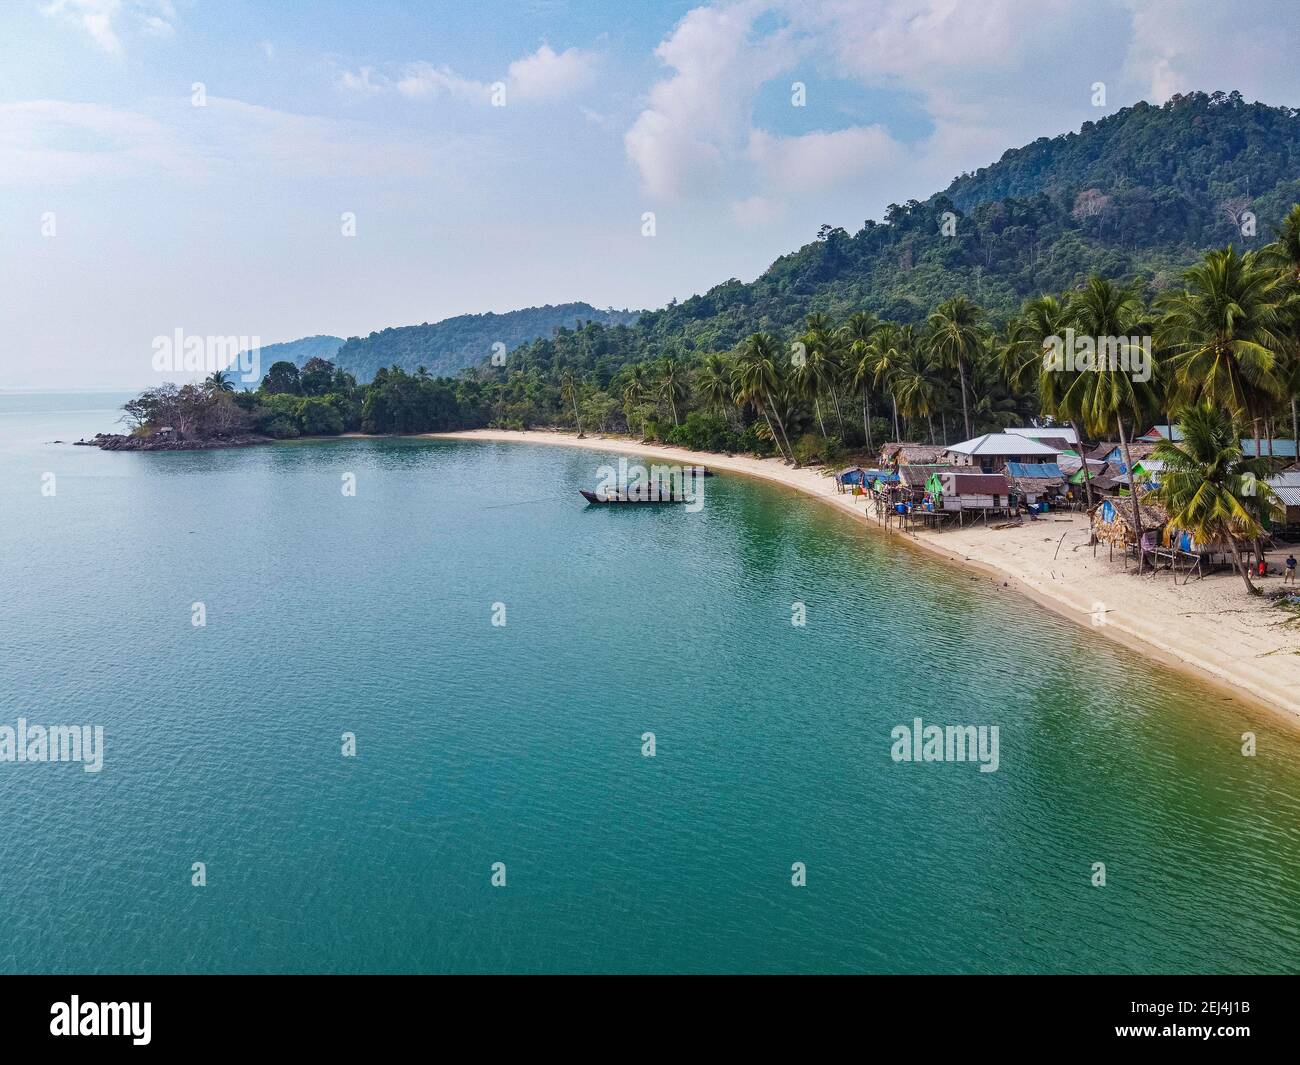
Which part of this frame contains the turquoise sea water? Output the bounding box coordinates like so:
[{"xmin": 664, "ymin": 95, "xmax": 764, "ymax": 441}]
[{"xmin": 2, "ymin": 392, "xmax": 1299, "ymax": 974}]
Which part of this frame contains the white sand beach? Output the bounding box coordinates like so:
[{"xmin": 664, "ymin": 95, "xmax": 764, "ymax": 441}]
[{"xmin": 432, "ymin": 428, "xmax": 1300, "ymax": 722}]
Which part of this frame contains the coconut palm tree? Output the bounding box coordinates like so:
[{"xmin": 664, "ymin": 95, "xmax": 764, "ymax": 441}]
[
  {"xmin": 797, "ymin": 313, "xmax": 844, "ymax": 437},
  {"xmin": 1153, "ymin": 403, "xmax": 1276, "ymax": 594},
  {"xmin": 865, "ymin": 322, "xmax": 905, "ymax": 442},
  {"xmin": 557, "ymin": 366, "xmax": 584, "ymax": 436},
  {"xmin": 621, "ymin": 363, "xmax": 651, "ymax": 435},
  {"xmin": 733, "ymin": 332, "xmax": 795, "ymax": 463},
  {"xmin": 790, "ymin": 334, "xmax": 828, "ymax": 438},
  {"xmin": 1156, "ymin": 246, "xmax": 1286, "ymax": 456},
  {"xmin": 1059, "ymin": 277, "xmax": 1154, "ymax": 565},
  {"xmin": 1261, "ymin": 204, "xmax": 1300, "ymax": 449},
  {"xmin": 841, "ymin": 311, "xmax": 880, "ymax": 451},
  {"xmin": 205, "ymin": 369, "xmax": 235, "ymax": 394},
  {"xmin": 657, "ymin": 355, "xmax": 688, "ymax": 426},
  {"xmin": 695, "ymin": 353, "xmax": 734, "ymax": 424},
  {"xmin": 927, "ymin": 295, "xmax": 983, "ymax": 439},
  {"xmin": 893, "ymin": 329, "xmax": 939, "ymax": 444}
]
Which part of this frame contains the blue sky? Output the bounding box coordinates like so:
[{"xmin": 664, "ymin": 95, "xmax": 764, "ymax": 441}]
[{"xmin": 3, "ymin": 0, "xmax": 1300, "ymax": 388}]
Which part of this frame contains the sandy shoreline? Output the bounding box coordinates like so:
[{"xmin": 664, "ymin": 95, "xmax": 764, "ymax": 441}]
[{"xmin": 430, "ymin": 427, "xmax": 1300, "ymax": 723}]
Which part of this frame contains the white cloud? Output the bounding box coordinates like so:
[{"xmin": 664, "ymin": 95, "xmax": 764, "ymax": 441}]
[
  {"xmin": 338, "ymin": 66, "xmax": 386, "ymax": 96},
  {"xmin": 746, "ymin": 125, "xmax": 902, "ymax": 193},
  {"xmin": 506, "ymin": 44, "xmax": 598, "ymax": 100},
  {"xmin": 338, "ymin": 44, "xmax": 599, "ymax": 106},
  {"xmin": 42, "ymin": 0, "xmax": 177, "ymax": 55},
  {"xmin": 394, "ymin": 62, "xmax": 485, "ymax": 102},
  {"xmin": 624, "ymin": 0, "xmax": 803, "ymax": 199}
]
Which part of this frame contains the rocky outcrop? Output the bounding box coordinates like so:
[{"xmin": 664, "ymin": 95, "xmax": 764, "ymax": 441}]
[{"xmin": 76, "ymin": 432, "xmax": 273, "ymax": 451}]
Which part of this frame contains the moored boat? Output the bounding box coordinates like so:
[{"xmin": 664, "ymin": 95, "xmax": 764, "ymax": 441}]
[{"xmin": 580, "ymin": 489, "xmax": 692, "ymax": 504}]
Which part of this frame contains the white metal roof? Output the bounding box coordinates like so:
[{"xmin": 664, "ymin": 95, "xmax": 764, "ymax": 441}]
[{"xmin": 945, "ymin": 433, "xmax": 1060, "ymax": 456}]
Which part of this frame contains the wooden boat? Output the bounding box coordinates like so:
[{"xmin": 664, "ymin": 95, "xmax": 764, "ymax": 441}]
[{"xmin": 580, "ymin": 489, "xmax": 692, "ymax": 505}]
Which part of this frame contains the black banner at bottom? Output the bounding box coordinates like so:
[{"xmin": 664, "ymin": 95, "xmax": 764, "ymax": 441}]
[{"xmin": 0, "ymin": 974, "xmax": 1288, "ymax": 1051}]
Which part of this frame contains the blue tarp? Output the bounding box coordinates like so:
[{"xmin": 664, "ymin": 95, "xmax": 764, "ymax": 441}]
[{"xmin": 840, "ymin": 468, "xmax": 898, "ymax": 486}]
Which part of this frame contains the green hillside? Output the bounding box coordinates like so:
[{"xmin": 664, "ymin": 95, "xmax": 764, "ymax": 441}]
[
  {"xmin": 329, "ymin": 302, "xmax": 641, "ymax": 382},
  {"xmin": 515, "ymin": 91, "xmax": 1300, "ymax": 368}
]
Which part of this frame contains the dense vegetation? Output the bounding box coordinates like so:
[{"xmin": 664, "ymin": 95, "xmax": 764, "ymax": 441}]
[{"xmin": 323, "ymin": 303, "xmax": 641, "ymax": 382}]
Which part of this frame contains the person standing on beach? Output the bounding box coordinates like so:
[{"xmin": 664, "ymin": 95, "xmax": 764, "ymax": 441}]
[{"xmin": 1286, "ymin": 554, "xmax": 1297, "ymax": 585}]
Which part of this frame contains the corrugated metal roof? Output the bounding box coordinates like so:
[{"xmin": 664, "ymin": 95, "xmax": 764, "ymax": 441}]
[
  {"xmin": 1273, "ymin": 486, "xmax": 1300, "ymax": 506},
  {"xmin": 1005, "ymin": 462, "xmax": 1064, "ymax": 478},
  {"xmin": 940, "ymin": 473, "xmax": 1012, "ymax": 495},
  {"xmin": 1241, "ymin": 439, "xmax": 1298, "ymax": 458},
  {"xmin": 945, "ymin": 433, "xmax": 1058, "ymax": 456}
]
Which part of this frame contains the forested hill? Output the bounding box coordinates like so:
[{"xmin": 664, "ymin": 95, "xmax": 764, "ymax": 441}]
[
  {"xmin": 515, "ymin": 92, "xmax": 1300, "ymax": 373},
  {"xmin": 328, "ymin": 303, "xmax": 641, "ymax": 382}
]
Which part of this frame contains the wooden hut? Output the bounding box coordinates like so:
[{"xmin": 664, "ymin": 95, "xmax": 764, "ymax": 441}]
[
  {"xmin": 896, "ymin": 464, "xmax": 963, "ymax": 502},
  {"xmin": 1266, "ymin": 471, "xmax": 1300, "ymax": 536},
  {"xmin": 926, "ymin": 471, "xmax": 1015, "ymax": 524},
  {"xmin": 1090, "ymin": 495, "xmax": 1169, "ymax": 569},
  {"xmin": 1004, "ymin": 462, "xmax": 1068, "ymax": 509}
]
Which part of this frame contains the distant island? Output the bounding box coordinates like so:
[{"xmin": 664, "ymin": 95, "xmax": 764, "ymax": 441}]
[{"xmin": 229, "ymin": 302, "xmax": 641, "ymax": 387}]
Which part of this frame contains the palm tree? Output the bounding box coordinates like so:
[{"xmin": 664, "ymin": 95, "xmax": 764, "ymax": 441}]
[
  {"xmin": 733, "ymin": 333, "xmax": 795, "ymax": 463},
  {"xmin": 205, "ymin": 369, "xmax": 235, "ymax": 394},
  {"xmin": 657, "ymin": 355, "xmax": 688, "ymax": 426},
  {"xmin": 1153, "ymin": 403, "xmax": 1276, "ymax": 594},
  {"xmin": 841, "ymin": 311, "xmax": 880, "ymax": 451},
  {"xmin": 1059, "ymin": 277, "xmax": 1154, "ymax": 565},
  {"xmin": 621, "ymin": 363, "xmax": 651, "ymax": 435},
  {"xmin": 865, "ymin": 322, "xmax": 905, "ymax": 442},
  {"xmin": 927, "ymin": 296, "xmax": 983, "ymax": 439},
  {"xmin": 695, "ymin": 353, "xmax": 734, "ymax": 423},
  {"xmin": 557, "ymin": 366, "xmax": 584, "ymax": 436},
  {"xmin": 1262, "ymin": 204, "xmax": 1300, "ymax": 449},
  {"xmin": 1156, "ymin": 246, "xmax": 1286, "ymax": 456},
  {"xmin": 794, "ymin": 313, "xmax": 843, "ymax": 438},
  {"xmin": 790, "ymin": 344, "xmax": 828, "ymax": 438},
  {"xmin": 892, "ymin": 328, "xmax": 939, "ymax": 443}
]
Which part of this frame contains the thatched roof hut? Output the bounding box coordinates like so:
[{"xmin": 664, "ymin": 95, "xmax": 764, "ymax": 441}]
[
  {"xmin": 879, "ymin": 441, "xmax": 946, "ymax": 466},
  {"xmin": 1090, "ymin": 494, "xmax": 1169, "ymax": 547}
]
